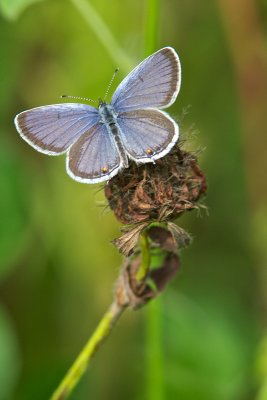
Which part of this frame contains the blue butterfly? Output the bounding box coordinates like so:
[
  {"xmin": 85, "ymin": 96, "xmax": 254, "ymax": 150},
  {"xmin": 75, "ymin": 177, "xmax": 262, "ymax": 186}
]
[{"xmin": 14, "ymin": 47, "xmax": 181, "ymax": 184}]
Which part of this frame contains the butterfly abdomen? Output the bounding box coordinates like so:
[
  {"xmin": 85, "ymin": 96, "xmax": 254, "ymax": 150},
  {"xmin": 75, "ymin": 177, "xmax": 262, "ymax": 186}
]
[
  {"xmin": 99, "ymin": 102, "xmax": 129, "ymax": 168},
  {"xmin": 108, "ymin": 123, "xmax": 129, "ymax": 168}
]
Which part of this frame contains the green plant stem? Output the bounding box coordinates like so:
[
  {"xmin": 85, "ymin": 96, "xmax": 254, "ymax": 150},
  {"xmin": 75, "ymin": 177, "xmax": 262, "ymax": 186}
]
[
  {"xmin": 144, "ymin": 0, "xmax": 164, "ymax": 399},
  {"xmin": 135, "ymin": 227, "xmax": 164, "ymax": 400},
  {"xmin": 136, "ymin": 231, "xmax": 151, "ymax": 282},
  {"xmin": 144, "ymin": 0, "xmax": 160, "ymax": 56},
  {"xmin": 50, "ymin": 301, "xmax": 124, "ymax": 400},
  {"xmin": 69, "ymin": 0, "xmax": 133, "ymax": 72},
  {"xmin": 147, "ymin": 298, "xmax": 164, "ymax": 400}
]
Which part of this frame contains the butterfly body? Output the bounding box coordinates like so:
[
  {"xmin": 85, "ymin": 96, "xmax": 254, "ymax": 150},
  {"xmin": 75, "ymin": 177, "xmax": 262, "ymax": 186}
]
[
  {"xmin": 98, "ymin": 101, "xmax": 129, "ymax": 168},
  {"xmin": 15, "ymin": 47, "xmax": 181, "ymax": 184}
]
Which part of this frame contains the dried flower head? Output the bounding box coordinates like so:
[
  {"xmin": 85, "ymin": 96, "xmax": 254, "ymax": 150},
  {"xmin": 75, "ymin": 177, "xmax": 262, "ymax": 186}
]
[
  {"xmin": 104, "ymin": 144, "xmax": 207, "ymax": 225},
  {"xmin": 106, "ymin": 141, "xmax": 207, "ymax": 305}
]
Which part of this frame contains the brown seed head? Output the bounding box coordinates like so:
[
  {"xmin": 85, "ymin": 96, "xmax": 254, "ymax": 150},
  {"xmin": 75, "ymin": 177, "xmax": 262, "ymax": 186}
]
[{"xmin": 104, "ymin": 145, "xmax": 207, "ymax": 225}]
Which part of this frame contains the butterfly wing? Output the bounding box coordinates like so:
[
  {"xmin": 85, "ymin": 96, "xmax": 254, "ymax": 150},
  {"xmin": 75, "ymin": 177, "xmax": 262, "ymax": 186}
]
[
  {"xmin": 117, "ymin": 109, "xmax": 178, "ymax": 162},
  {"xmin": 67, "ymin": 123, "xmax": 122, "ymax": 183},
  {"xmin": 111, "ymin": 47, "xmax": 181, "ymax": 112},
  {"xmin": 14, "ymin": 103, "xmax": 99, "ymax": 155}
]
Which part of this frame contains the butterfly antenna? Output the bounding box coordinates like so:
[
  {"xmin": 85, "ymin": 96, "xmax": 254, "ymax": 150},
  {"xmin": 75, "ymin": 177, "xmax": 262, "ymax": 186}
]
[
  {"xmin": 103, "ymin": 68, "xmax": 119, "ymax": 101},
  {"xmin": 60, "ymin": 95, "xmax": 97, "ymax": 103}
]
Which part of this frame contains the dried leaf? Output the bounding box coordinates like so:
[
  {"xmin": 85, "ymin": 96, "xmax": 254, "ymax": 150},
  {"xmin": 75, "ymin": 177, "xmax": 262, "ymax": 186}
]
[
  {"xmin": 112, "ymin": 222, "xmax": 149, "ymax": 256},
  {"xmin": 115, "ymin": 252, "xmax": 180, "ymax": 309},
  {"xmin": 167, "ymin": 222, "xmax": 192, "ymax": 249}
]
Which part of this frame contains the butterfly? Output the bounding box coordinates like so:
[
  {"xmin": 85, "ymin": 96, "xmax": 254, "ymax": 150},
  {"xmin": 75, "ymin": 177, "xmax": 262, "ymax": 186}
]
[{"xmin": 14, "ymin": 47, "xmax": 181, "ymax": 184}]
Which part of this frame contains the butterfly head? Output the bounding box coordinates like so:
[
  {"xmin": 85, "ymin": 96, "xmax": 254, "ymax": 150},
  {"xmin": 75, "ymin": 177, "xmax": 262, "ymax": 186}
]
[{"xmin": 98, "ymin": 97, "xmax": 106, "ymax": 107}]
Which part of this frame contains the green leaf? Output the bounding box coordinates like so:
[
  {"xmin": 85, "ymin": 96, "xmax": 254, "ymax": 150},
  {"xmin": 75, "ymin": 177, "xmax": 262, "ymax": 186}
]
[
  {"xmin": 0, "ymin": 306, "xmax": 20, "ymax": 400},
  {"xmin": 0, "ymin": 0, "xmax": 44, "ymax": 20}
]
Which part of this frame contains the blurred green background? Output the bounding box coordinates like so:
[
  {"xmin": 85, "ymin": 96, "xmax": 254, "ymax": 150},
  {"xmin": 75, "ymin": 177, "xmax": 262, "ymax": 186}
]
[{"xmin": 1, "ymin": 0, "xmax": 267, "ymax": 399}]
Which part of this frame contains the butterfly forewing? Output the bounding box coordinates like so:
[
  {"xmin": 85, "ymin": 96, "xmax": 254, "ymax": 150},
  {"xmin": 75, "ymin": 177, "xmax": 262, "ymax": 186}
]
[
  {"xmin": 15, "ymin": 104, "xmax": 99, "ymax": 155},
  {"xmin": 117, "ymin": 109, "xmax": 178, "ymax": 162},
  {"xmin": 67, "ymin": 123, "xmax": 121, "ymax": 183},
  {"xmin": 111, "ymin": 47, "xmax": 181, "ymax": 112}
]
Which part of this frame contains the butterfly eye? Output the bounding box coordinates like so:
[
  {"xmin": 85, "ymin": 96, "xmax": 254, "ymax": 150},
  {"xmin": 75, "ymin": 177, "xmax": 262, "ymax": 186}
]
[{"xmin": 146, "ymin": 148, "xmax": 154, "ymax": 156}]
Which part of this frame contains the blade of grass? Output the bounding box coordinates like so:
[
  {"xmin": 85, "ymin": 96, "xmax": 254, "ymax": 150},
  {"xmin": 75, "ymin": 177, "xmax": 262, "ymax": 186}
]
[
  {"xmin": 146, "ymin": 298, "xmax": 164, "ymax": 400},
  {"xmin": 69, "ymin": 0, "xmax": 133, "ymax": 73},
  {"xmin": 144, "ymin": 0, "xmax": 160, "ymax": 56},
  {"xmin": 144, "ymin": 1, "xmax": 164, "ymax": 398}
]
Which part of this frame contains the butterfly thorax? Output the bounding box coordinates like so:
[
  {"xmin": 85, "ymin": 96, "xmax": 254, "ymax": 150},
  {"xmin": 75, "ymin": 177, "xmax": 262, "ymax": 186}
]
[{"xmin": 99, "ymin": 102, "xmax": 117, "ymax": 125}]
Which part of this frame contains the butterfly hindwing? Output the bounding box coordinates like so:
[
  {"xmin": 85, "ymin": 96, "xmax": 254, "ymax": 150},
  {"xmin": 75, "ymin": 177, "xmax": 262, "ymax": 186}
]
[
  {"xmin": 117, "ymin": 109, "xmax": 178, "ymax": 162},
  {"xmin": 67, "ymin": 123, "xmax": 122, "ymax": 183}
]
